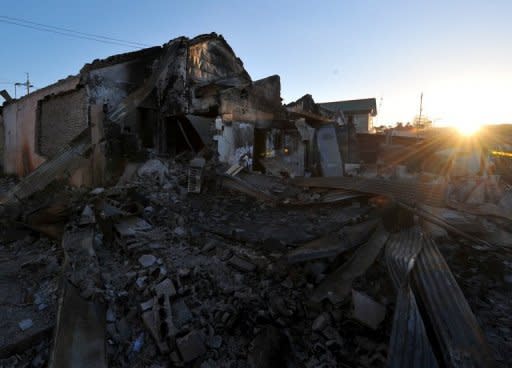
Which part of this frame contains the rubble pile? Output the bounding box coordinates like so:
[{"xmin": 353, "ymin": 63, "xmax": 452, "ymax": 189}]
[{"xmin": 0, "ymin": 154, "xmax": 510, "ymax": 367}]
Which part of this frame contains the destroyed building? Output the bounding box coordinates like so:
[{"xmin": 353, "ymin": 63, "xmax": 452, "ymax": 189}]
[
  {"xmin": 0, "ymin": 33, "xmax": 511, "ymax": 368},
  {"xmin": 0, "ymin": 33, "xmax": 368, "ymax": 184}
]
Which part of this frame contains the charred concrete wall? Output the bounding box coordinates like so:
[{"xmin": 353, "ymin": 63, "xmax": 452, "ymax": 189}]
[
  {"xmin": 2, "ymin": 76, "xmax": 81, "ymax": 176},
  {"xmin": 215, "ymin": 118, "xmax": 254, "ymax": 167},
  {"xmin": 219, "ymin": 76, "xmax": 284, "ymax": 122},
  {"xmin": 188, "ymin": 35, "xmax": 252, "ymax": 116},
  {"xmin": 188, "ymin": 36, "xmax": 250, "ymax": 85},
  {"xmin": 38, "ymin": 88, "xmax": 88, "ymax": 157},
  {"xmin": 85, "ymin": 55, "xmax": 159, "ymax": 130},
  {"xmin": 1, "ymin": 34, "xmax": 289, "ymax": 181}
]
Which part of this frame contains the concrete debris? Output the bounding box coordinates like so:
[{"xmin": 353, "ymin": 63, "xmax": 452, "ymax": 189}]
[
  {"xmin": 0, "ymin": 31, "xmax": 510, "ymax": 368},
  {"xmin": 18, "ymin": 319, "xmax": 33, "ymax": 331},
  {"xmin": 176, "ymin": 331, "xmax": 207, "ymax": 362},
  {"xmin": 227, "ymin": 254, "xmax": 256, "ymax": 272},
  {"xmin": 286, "ymin": 219, "xmax": 379, "ymax": 264},
  {"xmin": 225, "ymin": 163, "xmax": 244, "ymax": 177},
  {"xmin": 79, "ymin": 205, "xmax": 96, "ymax": 226},
  {"xmin": 49, "ymin": 224, "xmax": 106, "ymax": 368},
  {"xmin": 137, "ymin": 159, "xmax": 169, "ymax": 185},
  {"xmin": 351, "ymin": 290, "xmax": 386, "ymax": 330},
  {"xmin": 312, "ymin": 313, "xmax": 330, "ymax": 332},
  {"xmin": 311, "ymin": 224, "xmax": 389, "ymax": 304},
  {"xmin": 138, "ymin": 254, "xmax": 157, "ymax": 268},
  {"xmin": 188, "ymin": 157, "xmax": 206, "ymax": 193}
]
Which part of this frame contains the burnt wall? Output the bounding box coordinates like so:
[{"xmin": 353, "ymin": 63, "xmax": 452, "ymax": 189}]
[
  {"xmin": 2, "ymin": 76, "xmax": 80, "ymax": 176},
  {"xmin": 38, "ymin": 88, "xmax": 88, "ymax": 157}
]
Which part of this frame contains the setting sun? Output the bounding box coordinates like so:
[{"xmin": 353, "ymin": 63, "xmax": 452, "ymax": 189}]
[{"xmin": 456, "ymin": 121, "xmax": 482, "ymax": 136}]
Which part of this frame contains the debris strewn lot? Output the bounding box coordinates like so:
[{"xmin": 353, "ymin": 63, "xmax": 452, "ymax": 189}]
[
  {"xmin": 0, "ymin": 155, "xmax": 511, "ymax": 367},
  {"xmin": 0, "ymin": 32, "xmax": 511, "ymax": 367}
]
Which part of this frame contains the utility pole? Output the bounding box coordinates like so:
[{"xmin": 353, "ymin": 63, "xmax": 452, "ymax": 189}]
[
  {"xmin": 417, "ymin": 92, "xmax": 423, "ymax": 139},
  {"xmin": 15, "ymin": 73, "xmax": 33, "ymax": 98},
  {"xmin": 418, "ymin": 92, "xmax": 423, "ymax": 128},
  {"xmin": 24, "ymin": 73, "xmax": 33, "ymax": 94}
]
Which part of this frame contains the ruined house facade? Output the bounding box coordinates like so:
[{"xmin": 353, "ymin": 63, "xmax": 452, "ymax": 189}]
[
  {"xmin": 0, "ymin": 33, "xmax": 373, "ymax": 185},
  {"xmin": 319, "ymin": 98, "xmax": 377, "ymax": 133}
]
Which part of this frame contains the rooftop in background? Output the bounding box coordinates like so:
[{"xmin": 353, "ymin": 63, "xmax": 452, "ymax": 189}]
[{"xmin": 319, "ymin": 98, "xmax": 378, "ymax": 116}]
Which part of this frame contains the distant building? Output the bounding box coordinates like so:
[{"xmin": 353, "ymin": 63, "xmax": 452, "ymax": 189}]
[{"xmin": 319, "ymin": 98, "xmax": 377, "ymax": 133}]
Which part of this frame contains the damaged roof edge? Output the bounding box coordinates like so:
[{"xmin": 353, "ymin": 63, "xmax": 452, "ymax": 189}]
[
  {"xmin": 80, "ymin": 45, "xmax": 163, "ymax": 74},
  {"xmin": 80, "ymin": 33, "xmax": 244, "ymax": 76}
]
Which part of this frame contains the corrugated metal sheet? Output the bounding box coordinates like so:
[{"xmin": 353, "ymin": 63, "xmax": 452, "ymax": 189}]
[
  {"xmin": 388, "ymin": 285, "xmax": 439, "ymax": 368},
  {"xmin": 385, "ymin": 227, "xmax": 495, "ymax": 368},
  {"xmin": 292, "ymin": 176, "xmax": 447, "ymax": 207},
  {"xmin": 412, "ymin": 236, "xmax": 495, "ymax": 367},
  {"xmin": 386, "ymin": 228, "xmax": 438, "ymax": 368}
]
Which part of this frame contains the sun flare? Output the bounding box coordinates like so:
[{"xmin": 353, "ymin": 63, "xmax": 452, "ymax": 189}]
[{"xmin": 456, "ymin": 121, "xmax": 482, "ymax": 136}]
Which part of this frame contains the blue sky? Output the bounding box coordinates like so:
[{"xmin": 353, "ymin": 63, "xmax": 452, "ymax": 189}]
[{"xmin": 1, "ymin": 0, "xmax": 511, "ymax": 127}]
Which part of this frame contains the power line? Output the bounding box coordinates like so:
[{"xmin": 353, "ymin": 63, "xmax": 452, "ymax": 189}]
[
  {"xmin": 0, "ymin": 16, "xmax": 148, "ymax": 49},
  {"xmin": 0, "ymin": 15, "xmax": 150, "ymax": 47},
  {"xmin": 0, "ymin": 18, "xmax": 141, "ymax": 48}
]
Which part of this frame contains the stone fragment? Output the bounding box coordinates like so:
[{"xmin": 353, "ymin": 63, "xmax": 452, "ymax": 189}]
[
  {"xmin": 140, "ymin": 298, "xmax": 154, "ymax": 312},
  {"xmin": 106, "ymin": 308, "xmax": 116, "ymax": 322},
  {"xmin": 18, "ymin": 319, "xmax": 33, "ymax": 331},
  {"xmin": 174, "ymin": 226, "xmax": 187, "ymax": 237},
  {"xmin": 228, "ymin": 255, "xmax": 256, "ymax": 272},
  {"xmin": 312, "ymin": 313, "xmax": 330, "ymax": 332},
  {"xmin": 135, "ymin": 276, "xmax": 147, "ymax": 290},
  {"xmin": 207, "ymin": 335, "xmax": 222, "ymax": 349},
  {"xmin": 138, "ymin": 254, "xmax": 157, "ymax": 268},
  {"xmin": 154, "ymin": 278, "xmax": 177, "ymax": 298},
  {"xmin": 172, "ymin": 298, "xmax": 192, "ymax": 328},
  {"xmin": 351, "ymin": 290, "xmax": 386, "ymax": 330},
  {"xmin": 176, "ymin": 330, "xmax": 207, "ymax": 362},
  {"xmin": 90, "ymin": 187, "xmax": 105, "ymax": 195}
]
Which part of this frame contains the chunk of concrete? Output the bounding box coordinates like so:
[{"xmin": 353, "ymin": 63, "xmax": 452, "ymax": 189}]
[
  {"xmin": 153, "ymin": 278, "xmax": 177, "ymax": 298},
  {"xmin": 138, "ymin": 254, "xmax": 157, "ymax": 268},
  {"xmin": 18, "ymin": 319, "xmax": 33, "ymax": 331},
  {"xmin": 351, "ymin": 290, "xmax": 386, "ymax": 330},
  {"xmin": 228, "ymin": 255, "xmax": 256, "ymax": 272},
  {"xmin": 177, "ymin": 330, "xmax": 207, "ymax": 362},
  {"xmin": 137, "ymin": 159, "xmax": 169, "ymax": 184},
  {"xmin": 312, "ymin": 313, "xmax": 330, "ymax": 332},
  {"xmin": 172, "ymin": 298, "xmax": 192, "ymax": 328}
]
